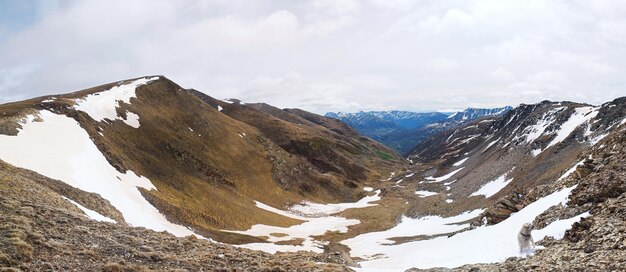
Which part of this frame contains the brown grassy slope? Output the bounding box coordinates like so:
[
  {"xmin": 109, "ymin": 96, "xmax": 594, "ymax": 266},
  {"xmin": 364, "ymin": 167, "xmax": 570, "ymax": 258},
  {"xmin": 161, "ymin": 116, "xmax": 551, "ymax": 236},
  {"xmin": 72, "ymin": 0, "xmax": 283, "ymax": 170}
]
[
  {"xmin": 0, "ymin": 77, "xmax": 410, "ymax": 243},
  {"xmin": 0, "ymin": 76, "xmax": 406, "ymax": 244},
  {"xmin": 187, "ymin": 90, "xmax": 408, "ymax": 188},
  {"xmin": 0, "ymin": 160, "xmax": 352, "ymax": 272}
]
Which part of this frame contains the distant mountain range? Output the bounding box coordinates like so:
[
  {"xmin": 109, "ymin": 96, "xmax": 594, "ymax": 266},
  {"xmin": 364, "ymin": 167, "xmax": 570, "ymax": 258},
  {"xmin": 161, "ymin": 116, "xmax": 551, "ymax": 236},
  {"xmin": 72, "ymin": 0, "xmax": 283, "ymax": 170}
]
[{"xmin": 325, "ymin": 107, "xmax": 512, "ymax": 154}]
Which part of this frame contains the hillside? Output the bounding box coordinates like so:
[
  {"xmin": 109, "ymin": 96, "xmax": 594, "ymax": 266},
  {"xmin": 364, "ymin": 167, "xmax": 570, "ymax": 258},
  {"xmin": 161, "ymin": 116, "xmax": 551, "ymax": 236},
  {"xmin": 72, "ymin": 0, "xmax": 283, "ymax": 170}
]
[
  {"xmin": 326, "ymin": 108, "xmax": 511, "ymax": 154},
  {"xmin": 407, "ymin": 99, "xmax": 625, "ymax": 221},
  {"xmin": 0, "ymin": 159, "xmax": 351, "ymax": 271},
  {"xmin": 0, "ymin": 76, "xmax": 407, "ymax": 247},
  {"xmin": 0, "ymin": 76, "xmax": 624, "ymax": 271},
  {"xmin": 338, "ymin": 98, "xmax": 625, "ymax": 270}
]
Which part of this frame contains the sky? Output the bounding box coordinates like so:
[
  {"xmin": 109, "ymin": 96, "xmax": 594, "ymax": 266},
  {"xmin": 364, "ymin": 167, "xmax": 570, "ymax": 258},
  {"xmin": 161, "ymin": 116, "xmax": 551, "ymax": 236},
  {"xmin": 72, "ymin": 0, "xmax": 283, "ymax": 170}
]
[{"xmin": 0, "ymin": 0, "xmax": 625, "ymax": 114}]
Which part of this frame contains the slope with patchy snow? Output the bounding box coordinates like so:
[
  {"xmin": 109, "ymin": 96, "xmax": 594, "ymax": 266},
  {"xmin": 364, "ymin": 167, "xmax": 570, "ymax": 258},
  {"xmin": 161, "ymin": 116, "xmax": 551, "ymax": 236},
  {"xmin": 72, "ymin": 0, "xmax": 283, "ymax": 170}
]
[
  {"xmin": 0, "ymin": 110, "xmax": 196, "ymax": 237},
  {"xmin": 345, "ymin": 186, "xmax": 586, "ymax": 271}
]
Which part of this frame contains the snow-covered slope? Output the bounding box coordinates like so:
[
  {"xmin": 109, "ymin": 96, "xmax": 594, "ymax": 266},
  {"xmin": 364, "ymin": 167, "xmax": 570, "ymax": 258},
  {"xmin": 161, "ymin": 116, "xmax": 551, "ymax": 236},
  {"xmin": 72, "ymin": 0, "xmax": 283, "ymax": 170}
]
[
  {"xmin": 408, "ymin": 98, "xmax": 626, "ymax": 223},
  {"xmin": 447, "ymin": 106, "xmax": 513, "ymax": 121}
]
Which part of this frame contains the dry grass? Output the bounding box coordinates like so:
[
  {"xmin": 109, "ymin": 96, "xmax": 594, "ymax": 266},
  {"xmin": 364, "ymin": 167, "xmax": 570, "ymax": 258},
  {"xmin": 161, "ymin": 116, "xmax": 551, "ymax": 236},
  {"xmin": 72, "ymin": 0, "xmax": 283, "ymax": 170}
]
[{"xmin": 0, "ymin": 76, "xmax": 408, "ymax": 245}]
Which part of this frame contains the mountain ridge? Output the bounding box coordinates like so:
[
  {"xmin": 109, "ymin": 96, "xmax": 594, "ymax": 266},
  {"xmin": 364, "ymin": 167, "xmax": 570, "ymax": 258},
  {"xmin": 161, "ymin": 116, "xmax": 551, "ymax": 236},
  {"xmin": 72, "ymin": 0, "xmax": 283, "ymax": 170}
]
[{"xmin": 325, "ymin": 107, "xmax": 511, "ymax": 154}]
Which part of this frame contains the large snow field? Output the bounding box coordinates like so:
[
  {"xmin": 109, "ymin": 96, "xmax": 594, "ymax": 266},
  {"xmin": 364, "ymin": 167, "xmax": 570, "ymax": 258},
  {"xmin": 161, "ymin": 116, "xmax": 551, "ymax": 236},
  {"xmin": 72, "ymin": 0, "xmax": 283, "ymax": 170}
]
[
  {"xmin": 342, "ymin": 209, "xmax": 484, "ymax": 259},
  {"xmin": 343, "ymin": 186, "xmax": 586, "ymax": 271},
  {"xmin": 227, "ymin": 190, "xmax": 382, "ymax": 253},
  {"xmin": 0, "ymin": 110, "xmax": 196, "ymax": 237}
]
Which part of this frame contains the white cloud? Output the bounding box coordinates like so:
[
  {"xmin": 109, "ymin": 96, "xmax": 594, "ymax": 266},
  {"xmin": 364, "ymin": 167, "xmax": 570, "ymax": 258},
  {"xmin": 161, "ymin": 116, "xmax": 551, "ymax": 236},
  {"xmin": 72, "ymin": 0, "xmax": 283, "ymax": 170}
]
[
  {"xmin": 0, "ymin": 0, "xmax": 624, "ymax": 114},
  {"xmin": 491, "ymin": 68, "xmax": 516, "ymax": 82},
  {"xmin": 312, "ymin": 0, "xmax": 360, "ymax": 14},
  {"xmin": 429, "ymin": 58, "xmax": 459, "ymax": 72}
]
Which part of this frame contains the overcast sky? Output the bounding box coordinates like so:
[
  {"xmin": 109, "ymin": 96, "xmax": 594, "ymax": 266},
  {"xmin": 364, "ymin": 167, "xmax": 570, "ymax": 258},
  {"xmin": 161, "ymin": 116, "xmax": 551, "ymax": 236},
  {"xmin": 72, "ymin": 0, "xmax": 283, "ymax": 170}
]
[{"xmin": 0, "ymin": 0, "xmax": 625, "ymax": 114}]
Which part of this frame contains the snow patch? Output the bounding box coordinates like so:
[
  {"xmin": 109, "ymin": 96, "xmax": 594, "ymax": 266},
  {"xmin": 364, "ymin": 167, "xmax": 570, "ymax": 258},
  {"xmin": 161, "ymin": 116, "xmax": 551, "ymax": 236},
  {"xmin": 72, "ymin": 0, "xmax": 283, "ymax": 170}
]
[
  {"xmin": 557, "ymin": 160, "xmax": 584, "ymax": 181},
  {"xmin": 74, "ymin": 77, "xmax": 158, "ymax": 127},
  {"xmin": 62, "ymin": 197, "xmax": 116, "ymax": 223},
  {"xmin": 531, "ymin": 149, "xmax": 542, "ymax": 157},
  {"xmin": 290, "ymin": 190, "xmax": 381, "ymax": 216},
  {"xmin": 415, "ymin": 190, "xmax": 438, "ymax": 197},
  {"xmin": 543, "ymin": 107, "xmax": 599, "ymax": 151},
  {"xmin": 452, "ymin": 158, "xmax": 468, "ymax": 167},
  {"xmin": 470, "ymin": 174, "xmax": 513, "ymax": 198},
  {"xmin": 423, "ymin": 167, "xmax": 464, "ymax": 183},
  {"xmin": 482, "ymin": 137, "xmax": 501, "ymax": 152},
  {"xmin": 123, "ymin": 112, "xmax": 141, "ymax": 128}
]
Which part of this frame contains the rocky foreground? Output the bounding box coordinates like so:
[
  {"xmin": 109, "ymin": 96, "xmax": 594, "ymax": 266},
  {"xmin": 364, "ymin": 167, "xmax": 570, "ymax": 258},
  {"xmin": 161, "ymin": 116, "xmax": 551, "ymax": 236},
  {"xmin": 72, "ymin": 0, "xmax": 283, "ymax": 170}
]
[
  {"xmin": 0, "ymin": 160, "xmax": 351, "ymax": 272},
  {"xmin": 409, "ymin": 126, "xmax": 626, "ymax": 271}
]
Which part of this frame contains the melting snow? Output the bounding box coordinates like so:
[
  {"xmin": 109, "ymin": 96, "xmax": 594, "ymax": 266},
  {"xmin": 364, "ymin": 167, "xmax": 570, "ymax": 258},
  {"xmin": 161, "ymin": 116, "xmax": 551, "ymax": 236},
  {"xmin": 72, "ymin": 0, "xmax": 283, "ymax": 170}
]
[
  {"xmin": 0, "ymin": 110, "xmax": 197, "ymax": 237},
  {"xmin": 482, "ymin": 137, "xmax": 501, "ymax": 152},
  {"xmin": 590, "ymin": 133, "xmax": 609, "ymax": 145},
  {"xmin": 415, "ymin": 190, "xmax": 438, "ymax": 197},
  {"xmin": 523, "ymin": 109, "xmax": 561, "ymax": 143},
  {"xmin": 363, "ymin": 187, "xmax": 374, "ymax": 192},
  {"xmin": 229, "ymin": 191, "xmax": 382, "ymax": 253},
  {"xmin": 531, "ymin": 149, "xmax": 542, "ymax": 156},
  {"xmin": 62, "ymin": 196, "xmax": 116, "ymax": 223},
  {"xmin": 74, "ymin": 77, "xmax": 158, "ymax": 127},
  {"xmin": 290, "ymin": 190, "xmax": 381, "ymax": 216},
  {"xmin": 343, "ymin": 209, "xmax": 483, "ymax": 260},
  {"xmin": 470, "ymin": 174, "xmax": 513, "ymax": 198},
  {"xmin": 452, "ymin": 158, "xmax": 468, "ymax": 167},
  {"xmin": 543, "ymin": 107, "xmax": 599, "ymax": 151},
  {"xmin": 558, "ymin": 160, "xmax": 584, "ymax": 181},
  {"xmin": 405, "ymin": 173, "xmax": 415, "ymax": 178},
  {"xmin": 423, "ymin": 167, "xmax": 464, "ymax": 183},
  {"xmin": 217, "ymin": 105, "xmax": 223, "ymax": 112},
  {"xmin": 123, "ymin": 112, "xmax": 141, "ymax": 128},
  {"xmin": 348, "ymin": 186, "xmax": 585, "ymax": 270}
]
